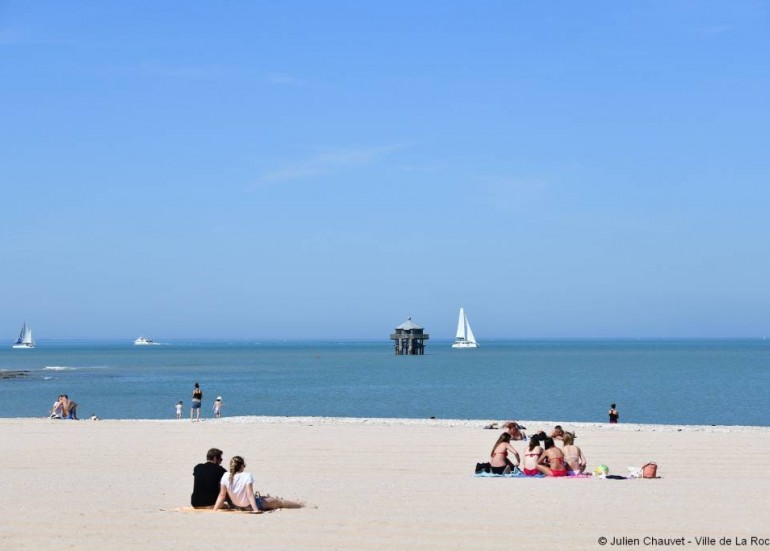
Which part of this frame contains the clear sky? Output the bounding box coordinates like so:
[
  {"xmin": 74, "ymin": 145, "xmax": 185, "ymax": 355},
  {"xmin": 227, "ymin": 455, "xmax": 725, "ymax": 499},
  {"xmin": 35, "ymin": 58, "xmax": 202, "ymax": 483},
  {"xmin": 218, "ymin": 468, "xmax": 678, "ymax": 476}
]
[{"xmin": 2, "ymin": 1, "xmax": 769, "ymax": 340}]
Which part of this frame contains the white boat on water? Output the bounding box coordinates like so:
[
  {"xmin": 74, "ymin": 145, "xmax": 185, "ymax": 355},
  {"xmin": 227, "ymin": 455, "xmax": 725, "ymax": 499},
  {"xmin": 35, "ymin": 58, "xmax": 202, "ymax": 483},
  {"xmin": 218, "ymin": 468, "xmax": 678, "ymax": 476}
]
[
  {"xmin": 134, "ymin": 336, "xmax": 159, "ymax": 346},
  {"xmin": 452, "ymin": 308, "xmax": 478, "ymax": 349},
  {"xmin": 12, "ymin": 322, "xmax": 35, "ymax": 349}
]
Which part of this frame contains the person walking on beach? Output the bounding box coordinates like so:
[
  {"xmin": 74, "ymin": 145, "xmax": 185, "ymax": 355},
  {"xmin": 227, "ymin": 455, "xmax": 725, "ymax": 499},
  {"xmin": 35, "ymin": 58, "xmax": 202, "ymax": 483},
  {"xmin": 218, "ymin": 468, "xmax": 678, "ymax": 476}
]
[
  {"xmin": 608, "ymin": 403, "xmax": 619, "ymax": 424},
  {"xmin": 213, "ymin": 455, "xmax": 304, "ymax": 512},
  {"xmin": 175, "ymin": 401, "xmax": 183, "ymax": 420},
  {"xmin": 213, "ymin": 396, "xmax": 224, "ymax": 418},
  {"xmin": 191, "ymin": 448, "xmax": 227, "ymax": 509},
  {"xmin": 191, "ymin": 382, "xmax": 203, "ymax": 422}
]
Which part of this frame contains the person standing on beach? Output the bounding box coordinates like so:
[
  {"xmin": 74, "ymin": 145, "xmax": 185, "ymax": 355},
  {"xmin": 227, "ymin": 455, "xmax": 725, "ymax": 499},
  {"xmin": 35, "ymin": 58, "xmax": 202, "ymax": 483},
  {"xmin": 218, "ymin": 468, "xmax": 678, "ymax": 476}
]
[
  {"xmin": 608, "ymin": 403, "xmax": 619, "ymax": 424},
  {"xmin": 191, "ymin": 448, "xmax": 227, "ymax": 508},
  {"xmin": 213, "ymin": 396, "xmax": 224, "ymax": 418},
  {"xmin": 191, "ymin": 382, "xmax": 203, "ymax": 422},
  {"xmin": 175, "ymin": 401, "xmax": 183, "ymax": 420}
]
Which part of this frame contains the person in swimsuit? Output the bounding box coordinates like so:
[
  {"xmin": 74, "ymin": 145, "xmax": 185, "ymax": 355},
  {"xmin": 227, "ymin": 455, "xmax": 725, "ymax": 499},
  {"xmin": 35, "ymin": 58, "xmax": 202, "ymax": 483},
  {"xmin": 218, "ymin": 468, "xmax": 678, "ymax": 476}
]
[
  {"xmin": 609, "ymin": 403, "xmax": 619, "ymax": 424},
  {"xmin": 502, "ymin": 420, "xmax": 527, "ymax": 441},
  {"xmin": 520, "ymin": 434, "xmax": 542, "ymax": 476},
  {"xmin": 537, "ymin": 437, "xmax": 567, "ymax": 477},
  {"xmin": 191, "ymin": 382, "xmax": 203, "ymax": 422},
  {"xmin": 489, "ymin": 432, "xmax": 521, "ymax": 475},
  {"xmin": 213, "ymin": 455, "xmax": 304, "ymax": 512},
  {"xmin": 562, "ymin": 432, "xmax": 587, "ymax": 474},
  {"xmin": 550, "ymin": 425, "xmax": 564, "ymax": 441}
]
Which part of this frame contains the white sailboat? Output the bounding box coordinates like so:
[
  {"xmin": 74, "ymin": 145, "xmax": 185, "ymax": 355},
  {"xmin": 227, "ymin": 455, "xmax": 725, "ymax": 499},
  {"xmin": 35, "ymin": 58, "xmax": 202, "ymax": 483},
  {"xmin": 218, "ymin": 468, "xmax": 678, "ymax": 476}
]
[
  {"xmin": 12, "ymin": 322, "xmax": 35, "ymax": 349},
  {"xmin": 452, "ymin": 308, "xmax": 478, "ymax": 348}
]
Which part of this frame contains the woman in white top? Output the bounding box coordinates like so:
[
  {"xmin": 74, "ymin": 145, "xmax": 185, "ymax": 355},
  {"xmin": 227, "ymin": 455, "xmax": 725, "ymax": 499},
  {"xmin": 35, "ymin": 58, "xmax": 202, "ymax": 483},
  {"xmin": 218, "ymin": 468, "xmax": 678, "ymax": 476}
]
[{"xmin": 213, "ymin": 456, "xmax": 304, "ymax": 512}]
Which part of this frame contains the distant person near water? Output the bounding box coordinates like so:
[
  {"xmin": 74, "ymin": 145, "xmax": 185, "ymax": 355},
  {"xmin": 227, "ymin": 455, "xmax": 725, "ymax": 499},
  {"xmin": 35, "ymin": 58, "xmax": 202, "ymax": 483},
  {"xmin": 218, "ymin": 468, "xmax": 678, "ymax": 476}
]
[
  {"xmin": 50, "ymin": 395, "xmax": 78, "ymax": 419},
  {"xmin": 213, "ymin": 455, "xmax": 304, "ymax": 512},
  {"xmin": 191, "ymin": 382, "xmax": 203, "ymax": 422},
  {"xmin": 191, "ymin": 448, "xmax": 227, "ymax": 508},
  {"xmin": 175, "ymin": 401, "xmax": 183, "ymax": 420},
  {"xmin": 213, "ymin": 396, "xmax": 224, "ymax": 418},
  {"xmin": 609, "ymin": 403, "xmax": 619, "ymax": 424}
]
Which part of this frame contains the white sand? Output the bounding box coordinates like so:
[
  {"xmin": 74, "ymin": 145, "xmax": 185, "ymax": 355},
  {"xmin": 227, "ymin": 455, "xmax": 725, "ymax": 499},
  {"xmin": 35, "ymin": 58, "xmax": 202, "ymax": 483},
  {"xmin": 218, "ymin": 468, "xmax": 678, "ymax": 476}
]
[{"xmin": 2, "ymin": 417, "xmax": 768, "ymax": 550}]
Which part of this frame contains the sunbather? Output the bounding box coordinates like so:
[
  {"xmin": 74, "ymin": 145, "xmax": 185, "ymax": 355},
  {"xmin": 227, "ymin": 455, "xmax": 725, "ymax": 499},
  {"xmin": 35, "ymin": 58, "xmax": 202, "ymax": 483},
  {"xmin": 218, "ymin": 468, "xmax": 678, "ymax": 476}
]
[
  {"xmin": 520, "ymin": 434, "xmax": 543, "ymax": 476},
  {"xmin": 537, "ymin": 437, "xmax": 567, "ymax": 477},
  {"xmin": 490, "ymin": 432, "xmax": 521, "ymax": 475},
  {"xmin": 562, "ymin": 432, "xmax": 587, "ymax": 474}
]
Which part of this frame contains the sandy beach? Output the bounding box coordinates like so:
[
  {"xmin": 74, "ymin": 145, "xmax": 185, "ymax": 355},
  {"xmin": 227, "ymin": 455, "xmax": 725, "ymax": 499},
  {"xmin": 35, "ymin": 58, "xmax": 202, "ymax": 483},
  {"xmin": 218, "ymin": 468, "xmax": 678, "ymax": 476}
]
[{"xmin": 2, "ymin": 416, "xmax": 768, "ymax": 551}]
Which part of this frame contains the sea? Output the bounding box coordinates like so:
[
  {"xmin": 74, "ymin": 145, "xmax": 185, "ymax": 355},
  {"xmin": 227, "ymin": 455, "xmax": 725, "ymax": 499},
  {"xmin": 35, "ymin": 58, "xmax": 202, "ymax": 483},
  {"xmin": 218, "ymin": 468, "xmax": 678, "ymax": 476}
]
[{"xmin": 1, "ymin": 339, "xmax": 768, "ymax": 426}]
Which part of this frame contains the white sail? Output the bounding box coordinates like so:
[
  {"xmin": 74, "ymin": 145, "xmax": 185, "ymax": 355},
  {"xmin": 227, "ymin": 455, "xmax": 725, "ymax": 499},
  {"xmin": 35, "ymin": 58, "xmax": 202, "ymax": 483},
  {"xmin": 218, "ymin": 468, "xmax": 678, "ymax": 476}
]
[
  {"xmin": 455, "ymin": 308, "xmax": 467, "ymax": 340},
  {"xmin": 452, "ymin": 308, "xmax": 478, "ymax": 348},
  {"xmin": 464, "ymin": 314, "xmax": 477, "ymax": 345},
  {"xmin": 12, "ymin": 323, "xmax": 35, "ymax": 349}
]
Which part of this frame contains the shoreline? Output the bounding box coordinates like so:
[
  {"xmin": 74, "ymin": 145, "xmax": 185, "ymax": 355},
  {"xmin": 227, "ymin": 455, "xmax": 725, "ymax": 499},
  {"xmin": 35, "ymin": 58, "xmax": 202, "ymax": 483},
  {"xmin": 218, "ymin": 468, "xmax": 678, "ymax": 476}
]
[{"xmin": 5, "ymin": 414, "xmax": 768, "ymax": 433}]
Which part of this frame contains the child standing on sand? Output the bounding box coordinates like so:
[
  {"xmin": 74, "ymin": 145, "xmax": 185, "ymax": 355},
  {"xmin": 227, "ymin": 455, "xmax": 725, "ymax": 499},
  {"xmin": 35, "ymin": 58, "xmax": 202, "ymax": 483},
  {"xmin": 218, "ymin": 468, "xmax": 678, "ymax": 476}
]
[
  {"xmin": 213, "ymin": 397, "xmax": 224, "ymax": 418},
  {"xmin": 175, "ymin": 401, "xmax": 183, "ymax": 419}
]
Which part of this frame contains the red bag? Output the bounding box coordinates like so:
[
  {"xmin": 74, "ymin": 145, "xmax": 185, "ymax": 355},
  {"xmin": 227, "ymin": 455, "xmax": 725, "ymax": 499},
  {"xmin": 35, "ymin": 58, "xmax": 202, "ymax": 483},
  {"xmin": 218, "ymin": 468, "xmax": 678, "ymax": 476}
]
[{"xmin": 641, "ymin": 462, "xmax": 658, "ymax": 478}]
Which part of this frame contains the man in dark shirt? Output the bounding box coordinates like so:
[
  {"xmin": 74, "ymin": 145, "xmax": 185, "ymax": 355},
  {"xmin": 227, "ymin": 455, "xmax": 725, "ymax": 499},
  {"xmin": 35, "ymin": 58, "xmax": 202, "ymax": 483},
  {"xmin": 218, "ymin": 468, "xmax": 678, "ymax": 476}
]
[{"xmin": 191, "ymin": 448, "xmax": 227, "ymax": 508}]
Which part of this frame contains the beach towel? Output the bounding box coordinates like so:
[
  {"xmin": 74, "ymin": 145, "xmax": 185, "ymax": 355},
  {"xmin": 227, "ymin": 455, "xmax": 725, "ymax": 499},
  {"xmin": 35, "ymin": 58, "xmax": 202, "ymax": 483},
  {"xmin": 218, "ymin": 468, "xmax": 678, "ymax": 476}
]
[{"xmin": 474, "ymin": 471, "xmax": 544, "ymax": 478}]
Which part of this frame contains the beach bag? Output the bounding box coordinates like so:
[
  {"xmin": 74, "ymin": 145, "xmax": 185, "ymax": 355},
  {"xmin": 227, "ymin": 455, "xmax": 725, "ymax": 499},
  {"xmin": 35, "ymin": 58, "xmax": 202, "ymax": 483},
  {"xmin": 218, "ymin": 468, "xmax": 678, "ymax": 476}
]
[
  {"xmin": 475, "ymin": 462, "xmax": 491, "ymax": 474},
  {"xmin": 641, "ymin": 462, "xmax": 658, "ymax": 478}
]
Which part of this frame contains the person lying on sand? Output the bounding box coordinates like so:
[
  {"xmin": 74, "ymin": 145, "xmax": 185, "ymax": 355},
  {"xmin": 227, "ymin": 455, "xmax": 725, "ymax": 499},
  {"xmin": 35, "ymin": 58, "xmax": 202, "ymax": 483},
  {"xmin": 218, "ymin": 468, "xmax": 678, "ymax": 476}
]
[
  {"xmin": 502, "ymin": 420, "xmax": 527, "ymax": 440},
  {"xmin": 550, "ymin": 425, "xmax": 564, "ymax": 441},
  {"xmin": 213, "ymin": 456, "xmax": 304, "ymax": 513}
]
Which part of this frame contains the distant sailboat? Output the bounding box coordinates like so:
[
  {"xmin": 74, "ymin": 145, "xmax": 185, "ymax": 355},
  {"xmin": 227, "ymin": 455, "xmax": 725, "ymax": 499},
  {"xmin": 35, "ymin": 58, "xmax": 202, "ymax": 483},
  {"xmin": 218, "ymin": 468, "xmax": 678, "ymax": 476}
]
[
  {"xmin": 12, "ymin": 322, "xmax": 35, "ymax": 349},
  {"xmin": 452, "ymin": 308, "xmax": 478, "ymax": 349}
]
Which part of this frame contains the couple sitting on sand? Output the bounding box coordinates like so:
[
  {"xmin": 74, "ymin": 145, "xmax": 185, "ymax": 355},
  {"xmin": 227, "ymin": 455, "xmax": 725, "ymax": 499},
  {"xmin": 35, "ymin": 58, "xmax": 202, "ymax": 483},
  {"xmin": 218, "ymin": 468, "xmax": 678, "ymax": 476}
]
[
  {"xmin": 191, "ymin": 448, "xmax": 304, "ymax": 513},
  {"xmin": 50, "ymin": 395, "xmax": 78, "ymax": 419},
  {"xmin": 491, "ymin": 426, "xmax": 587, "ymax": 477}
]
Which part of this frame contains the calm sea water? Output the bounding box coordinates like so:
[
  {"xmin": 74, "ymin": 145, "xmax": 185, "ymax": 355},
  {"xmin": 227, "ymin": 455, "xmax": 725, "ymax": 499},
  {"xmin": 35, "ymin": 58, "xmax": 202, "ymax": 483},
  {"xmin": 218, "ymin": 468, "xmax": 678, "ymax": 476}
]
[{"xmin": 0, "ymin": 339, "xmax": 768, "ymax": 425}]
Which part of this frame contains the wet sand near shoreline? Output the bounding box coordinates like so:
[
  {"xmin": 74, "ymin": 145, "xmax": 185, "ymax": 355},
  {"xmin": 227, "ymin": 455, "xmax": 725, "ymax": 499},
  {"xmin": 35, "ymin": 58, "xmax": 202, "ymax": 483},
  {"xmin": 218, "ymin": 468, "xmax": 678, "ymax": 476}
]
[{"xmin": 1, "ymin": 417, "xmax": 768, "ymax": 550}]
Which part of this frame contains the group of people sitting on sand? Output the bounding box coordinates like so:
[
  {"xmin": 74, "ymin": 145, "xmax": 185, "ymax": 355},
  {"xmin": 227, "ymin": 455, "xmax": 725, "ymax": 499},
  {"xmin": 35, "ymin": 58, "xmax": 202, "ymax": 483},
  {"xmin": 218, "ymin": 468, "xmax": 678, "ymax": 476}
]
[
  {"xmin": 191, "ymin": 448, "xmax": 304, "ymax": 513},
  {"xmin": 50, "ymin": 394, "xmax": 78, "ymax": 419},
  {"xmin": 489, "ymin": 421, "xmax": 587, "ymax": 477}
]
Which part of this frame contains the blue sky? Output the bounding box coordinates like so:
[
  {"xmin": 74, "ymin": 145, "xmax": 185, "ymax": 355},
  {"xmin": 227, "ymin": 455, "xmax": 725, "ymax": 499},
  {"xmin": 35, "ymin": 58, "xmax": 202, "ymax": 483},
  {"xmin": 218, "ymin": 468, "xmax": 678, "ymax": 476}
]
[{"xmin": 1, "ymin": 1, "xmax": 769, "ymax": 339}]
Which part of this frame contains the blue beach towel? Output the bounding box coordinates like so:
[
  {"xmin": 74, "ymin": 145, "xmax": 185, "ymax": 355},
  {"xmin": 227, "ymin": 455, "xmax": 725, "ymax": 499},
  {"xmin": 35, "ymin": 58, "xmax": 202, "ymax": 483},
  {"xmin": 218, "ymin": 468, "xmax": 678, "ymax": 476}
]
[{"xmin": 474, "ymin": 470, "xmax": 544, "ymax": 478}]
